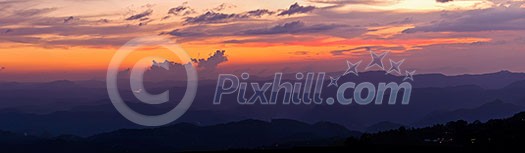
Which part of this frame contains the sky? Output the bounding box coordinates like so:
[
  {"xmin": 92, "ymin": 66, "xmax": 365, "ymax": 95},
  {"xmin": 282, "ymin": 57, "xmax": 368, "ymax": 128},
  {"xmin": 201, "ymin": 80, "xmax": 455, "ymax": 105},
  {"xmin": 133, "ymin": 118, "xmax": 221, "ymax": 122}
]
[{"xmin": 0, "ymin": 0, "xmax": 524, "ymax": 81}]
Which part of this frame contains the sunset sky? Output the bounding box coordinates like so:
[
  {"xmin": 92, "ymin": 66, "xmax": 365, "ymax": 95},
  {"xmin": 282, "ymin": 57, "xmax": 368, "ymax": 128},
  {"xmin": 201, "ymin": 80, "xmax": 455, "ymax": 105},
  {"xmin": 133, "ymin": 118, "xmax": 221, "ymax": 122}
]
[{"xmin": 0, "ymin": 0, "xmax": 524, "ymax": 81}]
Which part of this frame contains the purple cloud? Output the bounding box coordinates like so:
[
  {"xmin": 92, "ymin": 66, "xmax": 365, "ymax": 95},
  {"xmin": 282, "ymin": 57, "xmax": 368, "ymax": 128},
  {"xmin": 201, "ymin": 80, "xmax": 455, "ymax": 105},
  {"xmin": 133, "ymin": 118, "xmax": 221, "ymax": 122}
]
[
  {"xmin": 330, "ymin": 46, "xmax": 405, "ymax": 56},
  {"xmin": 242, "ymin": 21, "xmax": 342, "ymax": 35},
  {"xmin": 403, "ymin": 6, "xmax": 525, "ymax": 33},
  {"xmin": 63, "ymin": 16, "xmax": 75, "ymax": 23},
  {"xmin": 436, "ymin": 0, "xmax": 453, "ymax": 3},
  {"xmin": 277, "ymin": 3, "xmax": 315, "ymax": 16},
  {"xmin": 212, "ymin": 3, "xmax": 236, "ymax": 11},
  {"xmin": 168, "ymin": 5, "xmax": 195, "ymax": 16},
  {"xmin": 191, "ymin": 50, "xmax": 228, "ymax": 71},
  {"xmin": 126, "ymin": 9, "xmax": 153, "ymax": 20},
  {"xmin": 184, "ymin": 11, "xmax": 248, "ymax": 24},
  {"xmin": 16, "ymin": 8, "xmax": 56, "ymax": 17},
  {"xmin": 307, "ymin": 0, "xmax": 400, "ymax": 5},
  {"xmin": 246, "ymin": 9, "xmax": 275, "ymax": 17}
]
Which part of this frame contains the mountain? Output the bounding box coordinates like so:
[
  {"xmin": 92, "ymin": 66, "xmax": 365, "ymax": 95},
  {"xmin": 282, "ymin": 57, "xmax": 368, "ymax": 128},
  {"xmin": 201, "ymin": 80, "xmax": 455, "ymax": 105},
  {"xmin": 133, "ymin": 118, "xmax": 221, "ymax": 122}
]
[
  {"xmin": 414, "ymin": 100, "xmax": 525, "ymax": 127},
  {"xmin": 4, "ymin": 112, "xmax": 525, "ymax": 152},
  {"xmin": 344, "ymin": 111, "xmax": 525, "ymax": 151},
  {"xmin": 413, "ymin": 70, "xmax": 525, "ymax": 89},
  {"xmin": 1, "ymin": 70, "xmax": 525, "ymax": 136},
  {"xmin": 0, "ymin": 119, "xmax": 360, "ymax": 153},
  {"xmin": 365, "ymin": 121, "xmax": 405, "ymax": 133}
]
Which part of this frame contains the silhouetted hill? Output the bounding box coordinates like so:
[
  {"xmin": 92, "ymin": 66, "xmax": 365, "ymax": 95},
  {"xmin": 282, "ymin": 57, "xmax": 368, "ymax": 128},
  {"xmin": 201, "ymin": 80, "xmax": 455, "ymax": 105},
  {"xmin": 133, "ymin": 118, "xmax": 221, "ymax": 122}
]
[
  {"xmin": 414, "ymin": 100, "xmax": 525, "ymax": 127},
  {"xmin": 0, "ymin": 130, "xmax": 39, "ymax": 144},
  {"xmin": 1, "ymin": 70, "xmax": 525, "ymax": 136},
  {"xmin": 344, "ymin": 111, "xmax": 525, "ymax": 151},
  {"xmin": 0, "ymin": 119, "xmax": 360, "ymax": 153},
  {"xmin": 4, "ymin": 112, "xmax": 525, "ymax": 152},
  {"xmin": 89, "ymin": 119, "xmax": 359, "ymax": 151},
  {"xmin": 414, "ymin": 70, "xmax": 525, "ymax": 89},
  {"xmin": 365, "ymin": 121, "xmax": 405, "ymax": 133}
]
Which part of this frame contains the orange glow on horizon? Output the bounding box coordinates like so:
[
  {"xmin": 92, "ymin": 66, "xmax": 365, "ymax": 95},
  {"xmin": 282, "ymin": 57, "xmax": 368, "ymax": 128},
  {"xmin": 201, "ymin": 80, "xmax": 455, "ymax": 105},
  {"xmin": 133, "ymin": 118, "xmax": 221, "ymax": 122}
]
[{"xmin": 0, "ymin": 35, "xmax": 490, "ymax": 74}]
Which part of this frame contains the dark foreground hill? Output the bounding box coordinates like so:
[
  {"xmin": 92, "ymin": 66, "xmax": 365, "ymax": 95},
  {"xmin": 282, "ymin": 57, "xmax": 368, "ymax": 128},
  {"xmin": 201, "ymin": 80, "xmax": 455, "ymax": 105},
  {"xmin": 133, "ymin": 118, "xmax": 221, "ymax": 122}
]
[
  {"xmin": 0, "ymin": 119, "xmax": 359, "ymax": 153},
  {"xmin": 3, "ymin": 112, "xmax": 525, "ymax": 152},
  {"xmin": 342, "ymin": 111, "xmax": 525, "ymax": 152}
]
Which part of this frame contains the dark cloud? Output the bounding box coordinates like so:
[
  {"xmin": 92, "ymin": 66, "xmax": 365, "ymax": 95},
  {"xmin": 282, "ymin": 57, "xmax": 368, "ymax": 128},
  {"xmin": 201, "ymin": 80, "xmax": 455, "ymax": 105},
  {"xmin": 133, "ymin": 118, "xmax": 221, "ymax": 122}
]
[
  {"xmin": 242, "ymin": 21, "xmax": 342, "ymax": 35},
  {"xmin": 15, "ymin": 8, "xmax": 56, "ymax": 17},
  {"xmin": 98, "ymin": 19, "xmax": 109, "ymax": 23},
  {"xmin": 184, "ymin": 11, "xmax": 248, "ymax": 24},
  {"xmin": 138, "ymin": 19, "xmax": 153, "ymax": 26},
  {"xmin": 162, "ymin": 29, "xmax": 207, "ymax": 37},
  {"xmin": 182, "ymin": 7, "xmax": 286, "ymax": 25},
  {"xmin": 330, "ymin": 46, "xmax": 405, "ymax": 56},
  {"xmin": 191, "ymin": 50, "xmax": 228, "ymax": 71},
  {"xmin": 246, "ymin": 9, "xmax": 275, "ymax": 17},
  {"xmin": 278, "ymin": 3, "xmax": 315, "ymax": 16},
  {"xmin": 330, "ymin": 46, "xmax": 371, "ymax": 56},
  {"xmin": 63, "ymin": 16, "xmax": 75, "ymax": 23},
  {"xmin": 307, "ymin": 0, "xmax": 400, "ymax": 5},
  {"xmin": 139, "ymin": 50, "xmax": 229, "ymax": 81},
  {"xmin": 0, "ymin": 24, "xmax": 170, "ymax": 48},
  {"xmin": 162, "ymin": 16, "xmax": 171, "ymax": 20},
  {"xmin": 212, "ymin": 3, "xmax": 236, "ymax": 11},
  {"xmin": 436, "ymin": 0, "xmax": 453, "ymax": 3},
  {"xmin": 222, "ymin": 39, "xmax": 245, "ymax": 43},
  {"xmin": 388, "ymin": 17, "xmax": 413, "ymax": 25},
  {"xmin": 168, "ymin": 5, "xmax": 195, "ymax": 16},
  {"xmin": 126, "ymin": 9, "xmax": 153, "ymax": 20},
  {"xmin": 403, "ymin": 6, "xmax": 525, "ymax": 33},
  {"xmin": 290, "ymin": 51, "xmax": 310, "ymax": 55},
  {"xmin": 1, "ymin": 24, "xmax": 162, "ymax": 36},
  {"xmin": 221, "ymin": 35, "xmax": 317, "ymax": 44}
]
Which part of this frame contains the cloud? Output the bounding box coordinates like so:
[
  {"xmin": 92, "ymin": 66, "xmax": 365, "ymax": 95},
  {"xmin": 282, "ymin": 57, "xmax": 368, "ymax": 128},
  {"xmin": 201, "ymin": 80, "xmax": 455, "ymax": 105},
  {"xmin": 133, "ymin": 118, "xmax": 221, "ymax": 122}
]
[
  {"xmin": 183, "ymin": 3, "xmax": 315, "ymax": 25},
  {"xmin": 403, "ymin": 6, "xmax": 525, "ymax": 33},
  {"xmin": 126, "ymin": 9, "xmax": 153, "ymax": 20},
  {"xmin": 330, "ymin": 46, "xmax": 405, "ymax": 56},
  {"xmin": 212, "ymin": 3, "xmax": 236, "ymax": 11},
  {"xmin": 168, "ymin": 5, "xmax": 195, "ymax": 16},
  {"xmin": 98, "ymin": 19, "xmax": 110, "ymax": 23},
  {"xmin": 242, "ymin": 21, "xmax": 342, "ymax": 35},
  {"xmin": 0, "ymin": 24, "xmax": 171, "ymax": 48},
  {"xmin": 278, "ymin": 3, "xmax": 315, "ymax": 16},
  {"xmin": 63, "ymin": 16, "xmax": 75, "ymax": 23},
  {"xmin": 183, "ymin": 7, "xmax": 279, "ymax": 24},
  {"xmin": 184, "ymin": 11, "xmax": 248, "ymax": 24},
  {"xmin": 330, "ymin": 46, "xmax": 370, "ymax": 56},
  {"xmin": 162, "ymin": 29, "xmax": 207, "ymax": 37},
  {"xmin": 436, "ymin": 0, "xmax": 453, "ymax": 3},
  {"xmin": 15, "ymin": 8, "xmax": 56, "ymax": 16},
  {"xmin": 308, "ymin": 0, "xmax": 400, "ymax": 5},
  {"xmin": 138, "ymin": 50, "xmax": 229, "ymax": 81},
  {"xmin": 191, "ymin": 50, "xmax": 228, "ymax": 71},
  {"xmin": 246, "ymin": 9, "xmax": 275, "ymax": 17},
  {"xmin": 221, "ymin": 35, "xmax": 319, "ymax": 44},
  {"xmin": 289, "ymin": 51, "xmax": 310, "ymax": 55}
]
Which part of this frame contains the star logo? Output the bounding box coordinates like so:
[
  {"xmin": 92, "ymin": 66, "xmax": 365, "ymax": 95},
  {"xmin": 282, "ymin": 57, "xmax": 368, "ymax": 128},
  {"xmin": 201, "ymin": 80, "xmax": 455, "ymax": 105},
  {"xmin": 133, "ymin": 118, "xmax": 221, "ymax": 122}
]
[
  {"xmin": 328, "ymin": 76, "xmax": 340, "ymax": 87},
  {"xmin": 343, "ymin": 60, "xmax": 362, "ymax": 76},
  {"xmin": 366, "ymin": 51, "xmax": 388, "ymax": 70},
  {"xmin": 386, "ymin": 59, "xmax": 405, "ymax": 75},
  {"xmin": 403, "ymin": 70, "xmax": 416, "ymax": 81}
]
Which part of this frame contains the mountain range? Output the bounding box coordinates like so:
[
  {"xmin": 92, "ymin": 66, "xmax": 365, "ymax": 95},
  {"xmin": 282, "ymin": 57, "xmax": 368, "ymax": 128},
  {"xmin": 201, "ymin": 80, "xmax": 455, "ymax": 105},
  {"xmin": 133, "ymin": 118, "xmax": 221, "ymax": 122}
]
[{"xmin": 0, "ymin": 70, "xmax": 524, "ymax": 136}]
